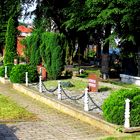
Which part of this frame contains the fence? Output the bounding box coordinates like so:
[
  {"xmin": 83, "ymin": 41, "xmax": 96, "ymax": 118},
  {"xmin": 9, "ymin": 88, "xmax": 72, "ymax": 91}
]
[
  {"xmin": 25, "ymin": 71, "xmax": 102, "ymax": 112},
  {"xmin": 1, "ymin": 66, "xmax": 133, "ymax": 129}
]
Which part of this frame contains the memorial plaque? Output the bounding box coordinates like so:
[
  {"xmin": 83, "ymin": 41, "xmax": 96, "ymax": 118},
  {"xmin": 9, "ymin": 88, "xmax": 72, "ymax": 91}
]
[{"xmin": 88, "ymin": 74, "xmax": 98, "ymax": 92}]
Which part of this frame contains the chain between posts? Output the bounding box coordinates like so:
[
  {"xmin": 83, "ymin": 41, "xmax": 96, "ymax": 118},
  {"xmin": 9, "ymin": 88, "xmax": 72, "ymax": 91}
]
[
  {"xmin": 42, "ymin": 81, "xmax": 58, "ymax": 93},
  {"xmin": 25, "ymin": 72, "xmax": 101, "ymax": 112},
  {"xmin": 61, "ymin": 86, "xmax": 85, "ymax": 100},
  {"xmin": 88, "ymin": 94, "xmax": 102, "ymax": 110}
]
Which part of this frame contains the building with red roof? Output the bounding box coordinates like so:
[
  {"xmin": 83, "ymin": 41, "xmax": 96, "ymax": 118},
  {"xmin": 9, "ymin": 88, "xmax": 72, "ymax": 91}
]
[{"xmin": 17, "ymin": 25, "xmax": 33, "ymax": 56}]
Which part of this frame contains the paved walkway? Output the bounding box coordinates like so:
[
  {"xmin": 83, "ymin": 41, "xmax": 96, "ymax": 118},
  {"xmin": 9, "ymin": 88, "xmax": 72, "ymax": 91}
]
[{"xmin": 0, "ymin": 83, "xmax": 110, "ymax": 140}]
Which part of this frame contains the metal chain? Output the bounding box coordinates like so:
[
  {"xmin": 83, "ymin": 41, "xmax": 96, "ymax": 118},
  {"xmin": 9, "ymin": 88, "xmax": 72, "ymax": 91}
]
[
  {"xmin": 42, "ymin": 82, "xmax": 58, "ymax": 93},
  {"xmin": 61, "ymin": 86, "xmax": 85, "ymax": 100},
  {"xmin": 88, "ymin": 94, "xmax": 102, "ymax": 110}
]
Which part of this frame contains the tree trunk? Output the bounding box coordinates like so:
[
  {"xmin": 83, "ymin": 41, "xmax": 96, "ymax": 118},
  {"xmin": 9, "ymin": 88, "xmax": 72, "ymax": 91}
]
[
  {"xmin": 103, "ymin": 25, "xmax": 111, "ymax": 54},
  {"xmin": 77, "ymin": 31, "xmax": 88, "ymax": 64},
  {"xmin": 101, "ymin": 25, "xmax": 111, "ymax": 79}
]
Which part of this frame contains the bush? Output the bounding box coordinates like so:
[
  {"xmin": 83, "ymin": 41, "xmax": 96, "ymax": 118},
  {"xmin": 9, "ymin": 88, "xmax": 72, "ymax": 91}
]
[
  {"xmin": 61, "ymin": 81, "xmax": 74, "ymax": 87},
  {"xmin": 27, "ymin": 65, "xmax": 39, "ymax": 82},
  {"xmin": 0, "ymin": 66, "xmax": 4, "ymax": 77},
  {"xmin": 0, "ymin": 63, "xmax": 14, "ymax": 77},
  {"xmin": 102, "ymin": 88, "xmax": 140, "ymax": 127},
  {"xmin": 10, "ymin": 64, "xmax": 38, "ymax": 83}
]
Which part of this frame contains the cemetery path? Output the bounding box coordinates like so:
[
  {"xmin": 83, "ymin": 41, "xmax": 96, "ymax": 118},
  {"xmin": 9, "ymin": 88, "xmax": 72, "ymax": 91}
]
[{"xmin": 0, "ymin": 83, "xmax": 110, "ymax": 140}]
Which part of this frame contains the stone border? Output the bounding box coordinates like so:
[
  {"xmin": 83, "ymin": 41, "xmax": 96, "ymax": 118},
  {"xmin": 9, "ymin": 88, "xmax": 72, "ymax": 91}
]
[
  {"xmin": 1, "ymin": 77, "xmax": 139, "ymax": 133},
  {"xmin": 120, "ymin": 74, "xmax": 140, "ymax": 86},
  {"xmin": 0, "ymin": 77, "xmax": 10, "ymax": 84},
  {"xmin": 124, "ymin": 127, "xmax": 140, "ymax": 133},
  {"xmin": 13, "ymin": 83, "xmax": 120, "ymax": 134}
]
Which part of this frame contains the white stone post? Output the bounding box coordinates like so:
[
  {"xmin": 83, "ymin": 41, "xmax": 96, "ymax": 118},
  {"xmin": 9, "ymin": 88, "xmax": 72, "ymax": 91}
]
[
  {"xmin": 124, "ymin": 98, "xmax": 130, "ymax": 128},
  {"xmin": 39, "ymin": 76, "xmax": 42, "ymax": 93},
  {"xmin": 25, "ymin": 72, "xmax": 28, "ymax": 86},
  {"xmin": 84, "ymin": 88, "xmax": 89, "ymax": 111},
  {"xmin": 5, "ymin": 66, "xmax": 8, "ymax": 78},
  {"xmin": 40, "ymin": 67, "xmax": 42, "ymax": 76},
  {"xmin": 57, "ymin": 81, "xmax": 62, "ymax": 100}
]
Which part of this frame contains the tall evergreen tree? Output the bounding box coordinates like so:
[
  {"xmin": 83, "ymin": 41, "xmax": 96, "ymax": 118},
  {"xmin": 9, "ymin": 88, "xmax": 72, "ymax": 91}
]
[
  {"xmin": 0, "ymin": 0, "xmax": 20, "ymax": 55},
  {"xmin": 4, "ymin": 17, "xmax": 17, "ymax": 65}
]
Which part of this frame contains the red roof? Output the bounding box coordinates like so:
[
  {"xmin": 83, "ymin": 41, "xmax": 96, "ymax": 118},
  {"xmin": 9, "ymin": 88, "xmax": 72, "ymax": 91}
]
[{"xmin": 17, "ymin": 25, "xmax": 32, "ymax": 33}]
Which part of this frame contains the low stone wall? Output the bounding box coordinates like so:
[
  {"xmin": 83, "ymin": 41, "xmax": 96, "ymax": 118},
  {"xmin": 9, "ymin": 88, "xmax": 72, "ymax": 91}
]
[{"xmin": 120, "ymin": 74, "xmax": 140, "ymax": 86}]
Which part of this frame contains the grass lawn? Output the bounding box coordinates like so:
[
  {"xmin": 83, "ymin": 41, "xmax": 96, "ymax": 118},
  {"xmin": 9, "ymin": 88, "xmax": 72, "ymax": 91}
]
[
  {"xmin": 44, "ymin": 78, "xmax": 88, "ymax": 92},
  {"xmin": 0, "ymin": 94, "xmax": 37, "ymax": 121},
  {"xmin": 44, "ymin": 78, "xmax": 113, "ymax": 92},
  {"xmin": 102, "ymin": 135, "xmax": 140, "ymax": 140}
]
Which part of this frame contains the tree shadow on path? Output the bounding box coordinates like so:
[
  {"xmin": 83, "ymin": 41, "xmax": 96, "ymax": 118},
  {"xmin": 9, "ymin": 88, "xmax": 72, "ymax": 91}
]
[{"xmin": 0, "ymin": 124, "xmax": 19, "ymax": 140}]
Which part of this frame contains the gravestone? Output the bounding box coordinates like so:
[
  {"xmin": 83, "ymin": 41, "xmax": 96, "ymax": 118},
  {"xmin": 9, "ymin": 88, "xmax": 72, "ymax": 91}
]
[{"xmin": 88, "ymin": 74, "xmax": 98, "ymax": 92}]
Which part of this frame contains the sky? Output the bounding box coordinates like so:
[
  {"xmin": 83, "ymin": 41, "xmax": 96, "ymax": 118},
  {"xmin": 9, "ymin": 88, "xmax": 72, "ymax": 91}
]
[{"xmin": 18, "ymin": 2, "xmax": 37, "ymax": 24}]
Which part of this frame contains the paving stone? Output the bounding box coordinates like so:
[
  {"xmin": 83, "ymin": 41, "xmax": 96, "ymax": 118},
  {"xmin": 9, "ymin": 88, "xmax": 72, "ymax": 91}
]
[{"xmin": 0, "ymin": 82, "xmax": 110, "ymax": 140}]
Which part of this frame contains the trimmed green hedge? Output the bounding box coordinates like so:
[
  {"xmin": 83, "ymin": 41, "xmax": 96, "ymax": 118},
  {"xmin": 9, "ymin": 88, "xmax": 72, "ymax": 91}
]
[
  {"xmin": 10, "ymin": 64, "xmax": 38, "ymax": 83},
  {"xmin": 40, "ymin": 32, "xmax": 65, "ymax": 79},
  {"xmin": 102, "ymin": 88, "xmax": 140, "ymax": 127},
  {"xmin": 0, "ymin": 63, "xmax": 14, "ymax": 77}
]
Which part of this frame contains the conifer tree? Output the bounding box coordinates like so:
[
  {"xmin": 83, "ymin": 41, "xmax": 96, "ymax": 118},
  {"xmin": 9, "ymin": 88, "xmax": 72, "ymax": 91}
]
[{"xmin": 4, "ymin": 17, "xmax": 17, "ymax": 65}]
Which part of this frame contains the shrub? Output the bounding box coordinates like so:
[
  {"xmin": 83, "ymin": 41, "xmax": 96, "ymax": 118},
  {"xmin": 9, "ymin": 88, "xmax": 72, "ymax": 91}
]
[
  {"xmin": 10, "ymin": 64, "xmax": 38, "ymax": 83},
  {"xmin": 27, "ymin": 65, "xmax": 39, "ymax": 82},
  {"xmin": 102, "ymin": 88, "xmax": 140, "ymax": 127},
  {"xmin": 61, "ymin": 81, "xmax": 74, "ymax": 87},
  {"xmin": 0, "ymin": 63, "xmax": 14, "ymax": 77},
  {"xmin": 0, "ymin": 66, "xmax": 4, "ymax": 77}
]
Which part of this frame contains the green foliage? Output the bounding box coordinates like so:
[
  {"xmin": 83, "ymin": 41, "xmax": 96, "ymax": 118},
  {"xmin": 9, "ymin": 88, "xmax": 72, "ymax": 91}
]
[
  {"xmin": 0, "ymin": 66, "xmax": 5, "ymax": 77},
  {"xmin": 87, "ymin": 50, "xmax": 95, "ymax": 58},
  {"xmin": 0, "ymin": 0, "xmax": 20, "ymax": 52},
  {"xmin": 40, "ymin": 32, "xmax": 65, "ymax": 79},
  {"xmin": 27, "ymin": 65, "xmax": 39, "ymax": 83},
  {"xmin": 0, "ymin": 63, "xmax": 14, "ymax": 77},
  {"xmin": 10, "ymin": 64, "xmax": 38, "ymax": 83},
  {"xmin": 4, "ymin": 17, "xmax": 17, "ymax": 65},
  {"xmin": 21, "ymin": 29, "xmax": 42, "ymax": 65},
  {"xmin": 102, "ymin": 88, "xmax": 140, "ymax": 127}
]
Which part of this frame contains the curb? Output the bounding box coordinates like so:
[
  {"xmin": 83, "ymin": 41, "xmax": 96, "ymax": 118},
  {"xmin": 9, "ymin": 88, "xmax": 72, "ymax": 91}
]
[
  {"xmin": 13, "ymin": 83, "xmax": 120, "ymax": 134},
  {"xmin": 0, "ymin": 77, "xmax": 10, "ymax": 84}
]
